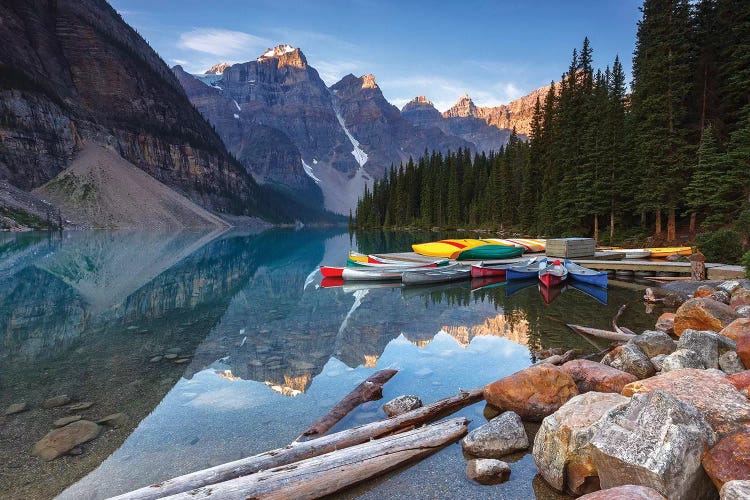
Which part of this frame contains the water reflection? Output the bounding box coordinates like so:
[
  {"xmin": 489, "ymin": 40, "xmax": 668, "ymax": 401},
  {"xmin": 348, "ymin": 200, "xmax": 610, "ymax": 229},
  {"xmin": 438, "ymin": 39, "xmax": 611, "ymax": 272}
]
[{"xmin": 0, "ymin": 229, "xmax": 653, "ymax": 500}]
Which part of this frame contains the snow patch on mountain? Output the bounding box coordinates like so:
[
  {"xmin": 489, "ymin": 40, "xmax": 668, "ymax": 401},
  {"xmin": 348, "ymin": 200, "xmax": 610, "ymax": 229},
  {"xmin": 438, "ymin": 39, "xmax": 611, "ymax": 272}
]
[
  {"xmin": 301, "ymin": 159, "xmax": 320, "ymax": 184},
  {"xmin": 259, "ymin": 44, "xmax": 296, "ymax": 60},
  {"xmin": 334, "ymin": 108, "xmax": 368, "ymax": 167},
  {"xmin": 233, "ymin": 100, "xmax": 241, "ymax": 111}
]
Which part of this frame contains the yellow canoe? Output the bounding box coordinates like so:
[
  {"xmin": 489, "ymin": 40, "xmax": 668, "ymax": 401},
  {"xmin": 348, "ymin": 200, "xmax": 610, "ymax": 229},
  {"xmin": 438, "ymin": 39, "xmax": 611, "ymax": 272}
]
[
  {"xmin": 483, "ymin": 238, "xmax": 546, "ymax": 253},
  {"xmin": 412, "ymin": 239, "xmax": 487, "ymax": 258},
  {"xmin": 645, "ymin": 247, "xmax": 693, "ymax": 258}
]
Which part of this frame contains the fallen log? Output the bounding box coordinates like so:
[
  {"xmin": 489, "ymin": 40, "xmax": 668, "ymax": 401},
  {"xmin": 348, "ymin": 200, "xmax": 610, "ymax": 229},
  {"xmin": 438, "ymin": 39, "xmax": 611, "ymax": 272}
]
[
  {"xmin": 110, "ymin": 387, "xmax": 483, "ymax": 500},
  {"xmin": 295, "ymin": 368, "xmax": 398, "ymax": 442},
  {"xmin": 566, "ymin": 323, "xmax": 636, "ymax": 342},
  {"xmin": 540, "ymin": 349, "xmax": 580, "ymax": 365},
  {"xmin": 612, "ymin": 304, "xmax": 627, "ymax": 334},
  {"xmin": 163, "ymin": 418, "xmax": 469, "ymax": 500}
]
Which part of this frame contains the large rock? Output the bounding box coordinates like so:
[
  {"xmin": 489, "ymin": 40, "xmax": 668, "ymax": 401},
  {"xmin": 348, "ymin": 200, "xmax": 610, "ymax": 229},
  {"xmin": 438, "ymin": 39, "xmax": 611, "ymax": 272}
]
[
  {"xmin": 650, "ymin": 354, "xmax": 667, "ymax": 371},
  {"xmin": 695, "ymin": 285, "xmax": 718, "ymax": 298},
  {"xmin": 589, "ymin": 390, "xmax": 717, "ymax": 500},
  {"xmin": 601, "ymin": 344, "xmax": 655, "ymax": 380},
  {"xmin": 720, "ymin": 318, "xmax": 750, "ymax": 342},
  {"xmin": 721, "ymin": 480, "xmax": 750, "ymax": 499},
  {"xmin": 561, "ymin": 360, "xmax": 637, "ymax": 394},
  {"xmin": 382, "ymin": 395, "xmax": 422, "ymax": 417},
  {"xmin": 655, "ymin": 313, "xmax": 676, "ymax": 336},
  {"xmin": 630, "ymin": 330, "xmax": 677, "ymax": 358},
  {"xmin": 578, "ymin": 485, "xmax": 666, "ymax": 500},
  {"xmin": 622, "ymin": 368, "xmax": 750, "ymax": 438},
  {"xmin": 718, "ymin": 281, "xmax": 742, "ymax": 295},
  {"xmin": 465, "ymin": 458, "xmax": 510, "ymax": 485},
  {"xmin": 31, "ymin": 420, "xmax": 101, "ymax": 461},
  {"xmin": 484, "ymin": 364, "xmax": 578, "ymax": 422},
  {"xmin": 736, "ymin": 306, "xmax": 750, "ymax": 318},
  {"xmin": 730, "ymin": 289, "xmax": 750, "ymax": 309},
  {"xmin": 703, "ymin": 431, "xmax": 750, "ymax": 490},
  {"xmin": 674, "ymin": 298, "xmax": 738, "ymax": 337},
  {"xmin": 727, "ymin": 370, "xmax": 750, "ymax": 396},
  {"xmin": 533, "ymin": 392, "xmax": 629, "ymax": 495},
  {"xmin": 462, "ymin": 411, "xmax": 528, "ymax": 458},
  {"xmin": 660, "ymin": 348, "xmax": 706, "ymax": 372},
  {"xmin": 677, "ymin": 329, "xmax": 736, "ymax": 369},
  {"xmin": 719, "ymin": 351, "xmax": 746, "ymax": 375}
]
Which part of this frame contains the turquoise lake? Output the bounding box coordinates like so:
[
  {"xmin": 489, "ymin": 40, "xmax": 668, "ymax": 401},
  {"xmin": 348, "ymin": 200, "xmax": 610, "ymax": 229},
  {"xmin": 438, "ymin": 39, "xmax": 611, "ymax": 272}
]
[{"xmin": 0, "ymin": 229, "xmax": 658, "ymax": 499}]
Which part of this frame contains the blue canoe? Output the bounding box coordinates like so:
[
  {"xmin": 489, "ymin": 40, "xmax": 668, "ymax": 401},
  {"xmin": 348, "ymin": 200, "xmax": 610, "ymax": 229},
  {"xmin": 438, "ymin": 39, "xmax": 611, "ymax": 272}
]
[
  {"xmin": 506, "ymin": 258, "xmax": 546, "ymax": 281},
  {"xmin": 564, "ymin": 260, "xmax": 608, "ymax": 288},
  {"xmin": 568, "ymin": 281, "xmax": 608, "ymax": 305}
]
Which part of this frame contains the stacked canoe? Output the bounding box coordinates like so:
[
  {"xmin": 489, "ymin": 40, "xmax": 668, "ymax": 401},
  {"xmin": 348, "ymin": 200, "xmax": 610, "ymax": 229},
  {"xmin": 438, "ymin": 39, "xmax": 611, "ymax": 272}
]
[
  {"xmin": 320, "ymin": 253, "xmax": 471, "ymax": 285},
  {"xmin": 411, "ymin": 238, "xmax": 545, "ymax": 259}
]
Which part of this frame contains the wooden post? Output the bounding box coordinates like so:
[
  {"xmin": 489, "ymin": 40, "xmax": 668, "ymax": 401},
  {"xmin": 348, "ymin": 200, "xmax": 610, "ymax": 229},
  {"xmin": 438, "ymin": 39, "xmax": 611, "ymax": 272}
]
[{"xmin": 690, "ymin": 252, "xmax": 706, "ymax": 281}]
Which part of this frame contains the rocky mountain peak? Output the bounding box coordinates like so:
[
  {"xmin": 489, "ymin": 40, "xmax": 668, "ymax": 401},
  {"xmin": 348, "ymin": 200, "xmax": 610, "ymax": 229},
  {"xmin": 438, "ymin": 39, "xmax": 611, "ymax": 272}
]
[
  {"xmin": 257, "ymin": 44, "xmax": 306, "ymax": 68},
  {"xmin": 206, "ymin": 62, "xmax": 231, "ymax": 75},
  {"xmin": 361, "ymin": 74, "xmax": 378, "ymax": 89},
  {"xmin": 401, "ymin": 95, "xmax": 437, "ymax": 113},
  {"xmin": 444, "ymin": 94, "xmax": 477, "ymax": 118}
]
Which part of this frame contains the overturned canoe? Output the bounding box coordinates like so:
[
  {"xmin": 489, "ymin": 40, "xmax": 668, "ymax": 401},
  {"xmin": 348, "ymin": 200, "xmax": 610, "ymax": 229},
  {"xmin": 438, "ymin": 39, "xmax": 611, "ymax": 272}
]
[
  {"xmin": 412, "ymin": 239, "xmax": 486, "ymax": 258},
  {"xmin": 483, "ymin": 238, "xmax": 546, "ymax": 252},
  {"xmin": 645, "ymin": 247, "xmax": 692, "ymax": 258},
  {"xmin": 453, "ymin": 245, "xmax": 524, "ymax": 261}
]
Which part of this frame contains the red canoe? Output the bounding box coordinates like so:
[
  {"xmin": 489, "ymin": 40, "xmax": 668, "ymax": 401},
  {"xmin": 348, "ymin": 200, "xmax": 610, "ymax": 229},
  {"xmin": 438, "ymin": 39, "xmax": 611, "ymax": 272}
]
[
  {"xmin": 470, "ymin": 262, "xmax": 512, "ymax": 278},
  {"xmin": 538, "ymin": 260, "xmax": 568, "ymax": 288}
]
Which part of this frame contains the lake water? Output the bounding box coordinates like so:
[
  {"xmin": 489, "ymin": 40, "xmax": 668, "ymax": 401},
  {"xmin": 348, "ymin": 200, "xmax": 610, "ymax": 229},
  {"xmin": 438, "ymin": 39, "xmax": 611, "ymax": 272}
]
[{"xmin": 0, "ymin": 229, "xmax": 658, "ymax": 500}]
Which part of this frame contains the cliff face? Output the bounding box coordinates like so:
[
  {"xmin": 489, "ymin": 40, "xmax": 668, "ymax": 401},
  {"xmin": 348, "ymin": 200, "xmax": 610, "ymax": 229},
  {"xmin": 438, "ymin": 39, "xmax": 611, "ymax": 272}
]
[{"xmin": 0, "ymin": 0, "xmax": 265, "ymax": 216}]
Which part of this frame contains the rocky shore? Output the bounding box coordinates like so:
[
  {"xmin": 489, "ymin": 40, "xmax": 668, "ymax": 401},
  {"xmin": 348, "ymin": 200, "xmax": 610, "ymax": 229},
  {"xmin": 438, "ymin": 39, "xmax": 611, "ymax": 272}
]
[{"xmin": 453, "ymin": 278, "xmax": 750, "ymax": 498}]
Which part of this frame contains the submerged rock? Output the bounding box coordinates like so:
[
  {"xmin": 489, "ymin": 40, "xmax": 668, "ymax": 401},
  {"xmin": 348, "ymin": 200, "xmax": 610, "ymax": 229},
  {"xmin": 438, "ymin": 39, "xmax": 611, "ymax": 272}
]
[
  {"xmin": 96, "ymin": 413, "xmax": 128, "ymax": 427},
  {"xmin": 382, "ymin": 395, "xmax": 422, "ymax": 417},
  {"xmin": 149, "ymin": 356, "xmax": 162, "ymax": 363},
  {"xmin": 42, "ymin": 395, "xmax": 71, "ymax": 409},
  {"xmin": 66, "ymin": 402, "xmax": 93, "ymax": 411},
  {"xmin": 53, "ymin": 415, "xmax": 81, "ymax": 428},
  {"xmin": 484, "ymin": 364, "xmax": 578, "ymax": 422},
  {"xmin": 590, "ymin": 390, "xmax": 717, "ymax": 500},
  {"xmin": 164, "ymin": 353, "xmax": 178, "ymax": 360},
  {"xmin": 465, "ymin": 458, "xmax": 510, "ymax": 485},
  {"xmin": 622, "ymin": 368, "xmax": 750, "ymax": 438},
  {"xmin": 601, "ymin": 344, "xmax": 655, "ymax": 380},
  {"xmin": 4, "ymin": 402, "xmax": 28, "ymax": 415},
  {"xmin": 533, "ymin": 392, "xmax": 629, "ymax": 495},
  {"xmin": 31, "ymin": 420, "xmax": 101, "ymax": 461},
  {"xmin": 578, "ymin": 485, "xmax": 666, "ymax": 500},
  {"xmin": 674, "ymin": 298, "xmax": 738, "ymax": 337},
  {"xmin": 462, "ymin": 411, "xmax": 528, "ymax": 458},
  {"xmin": 703, "ymin": 431, "xmax": 750, "ymax": 491},
  {"xmin": 560, "ymin": 359, "xmax": 637, "ymax": 394}
]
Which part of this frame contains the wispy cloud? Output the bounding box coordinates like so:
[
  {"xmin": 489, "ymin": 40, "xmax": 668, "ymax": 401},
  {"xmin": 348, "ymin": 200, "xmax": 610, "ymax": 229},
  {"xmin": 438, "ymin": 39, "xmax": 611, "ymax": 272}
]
[{"xmin": 178, "ymin": 28, "xmax": 273, "ymax": 58}]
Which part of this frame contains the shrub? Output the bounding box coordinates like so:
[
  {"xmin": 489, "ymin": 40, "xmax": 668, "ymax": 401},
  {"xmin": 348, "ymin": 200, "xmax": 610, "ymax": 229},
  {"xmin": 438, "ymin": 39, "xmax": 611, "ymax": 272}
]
[
  {"xmin": 696, "ymin": 230, "xmax": 743, "ymax": 264},
  {"xmin": 743, "ymin": 250, "xmax": 750, "ymax": 278}
]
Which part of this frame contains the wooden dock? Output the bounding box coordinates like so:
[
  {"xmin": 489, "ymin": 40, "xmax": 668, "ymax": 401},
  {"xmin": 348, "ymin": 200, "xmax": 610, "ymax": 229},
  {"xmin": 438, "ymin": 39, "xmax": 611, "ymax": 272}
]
[{"xmin": 372, "ymin": 252, "xmax": 745, "ymax": 280}]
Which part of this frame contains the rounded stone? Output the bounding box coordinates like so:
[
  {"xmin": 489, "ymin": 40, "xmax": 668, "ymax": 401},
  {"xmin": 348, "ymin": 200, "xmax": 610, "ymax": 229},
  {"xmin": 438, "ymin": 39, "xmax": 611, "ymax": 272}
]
[
  {"xmin": 382, "ymin": 395, "xmax": 422, "ymax": 417},
  {"xmin": 465, "ymin": 458, "xmax": 511, "ymax": 485}
]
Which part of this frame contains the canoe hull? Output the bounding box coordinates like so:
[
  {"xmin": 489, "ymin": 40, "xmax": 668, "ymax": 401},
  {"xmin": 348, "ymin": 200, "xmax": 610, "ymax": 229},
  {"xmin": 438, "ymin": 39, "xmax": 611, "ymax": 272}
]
[
  {"xmin": 454, "ymin": 245, "xmax": 525, "ymax": 261},
  {"xmin": 470, "ymin": 264, "xmax": 509, "ymax": 278},
  {"xmin": 402, "ymin": 267, "xmax": 471, "ymax": 285},
  {"xmin": 412, "ymin": 239, "xmax": 485, "ymax": 258},
  {"xmin": 563, "ymin": 260, "xmax": 608, "ymax": 288}
]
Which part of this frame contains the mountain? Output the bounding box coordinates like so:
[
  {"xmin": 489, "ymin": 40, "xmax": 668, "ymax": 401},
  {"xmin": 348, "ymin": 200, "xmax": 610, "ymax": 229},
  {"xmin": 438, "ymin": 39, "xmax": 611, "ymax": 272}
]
[{"xmin": 0, "ymin": 0, "xmax": 329, "ymax": 227}]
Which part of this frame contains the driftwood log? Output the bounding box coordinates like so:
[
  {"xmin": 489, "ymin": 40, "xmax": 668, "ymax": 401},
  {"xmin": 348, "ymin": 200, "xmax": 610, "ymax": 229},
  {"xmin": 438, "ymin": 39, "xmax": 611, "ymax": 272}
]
[
  {"xmin": 295, "ymin": 368, "xmax": 398, "ymax": 442},
  {"xmin": 566, "ymin": 323, "xmax": 636, "ymax": 342},
  {"xmin": 162, "ymin": 418, "xmax": 470, "ymax": 500},
  {"xmin": 111, "ymin": 387, "xmax": 484, "ymax": 500},
  {"xmin": 540, "ymin": 349, "xmax": 579, "ymax": 365}
]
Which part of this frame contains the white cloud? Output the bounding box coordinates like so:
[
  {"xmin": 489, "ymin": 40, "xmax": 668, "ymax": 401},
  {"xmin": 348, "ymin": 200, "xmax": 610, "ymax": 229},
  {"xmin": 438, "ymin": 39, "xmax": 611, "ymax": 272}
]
[{"xmin": 178, "ymin": 28, "xmax": 273, "ymax": 58}]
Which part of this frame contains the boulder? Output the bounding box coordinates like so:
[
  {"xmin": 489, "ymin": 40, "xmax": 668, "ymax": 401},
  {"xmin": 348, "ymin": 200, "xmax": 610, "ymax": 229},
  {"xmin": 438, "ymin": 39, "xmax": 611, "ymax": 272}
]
[
  {"xmin": 739, "ymin": 334, "xmax": 750, "ymax": 369},
  {"xmin": 382, "ymin": 395, "xmax": 422, "ymax": 417},
  {"xmin": 465, "ymin": 458, "xmax": 510, "ymax": 485},
  {"xmin": 578, "ymin": 485, "xmax": 666, "ymax": 500},
  {"xmin": 622, "ymin": 368, "xmax": 750, "ymax": 438},
  {"xmin": 561, "ymin": 359, "xmax": 637, "ymax": 394},
  {"xmin": 727, "ymin": 370, "xmax": 750, "ymax": 396},
  {"xmin": 731, "ymin": 289, "xmax": 750, "ymax": 309},
  {"xmin": 483, "ymin": 404, "xmax": 501, "ymax": 421},
  {"xmin": 31, "ymin": 420, "xmax": 101, "ymax": 461},
  {"xmin": 601, "ymin": 344, "xmax": 655, "ymax": 380},
  {"xmin": 719, "ymin": 351, "xmax": 746, "ymax": 375},
  {"xmin": 42, "ymin": 395, "xmax": 71, "ymax": 409},
  {"xmin": 677, "ymin": 329, "xmax": 736, "ymax": 369},
  {"xmin": 703, "ymin": 431, "xmax": 750, "ymax": 490},
  {"xmin": 462, "ymin": 411, "xmax": 528, "ymax": 458},
  {"xmin": 533, "ymin": 392, "xmax": 629, "ymax": 495},
  {"xmin": 655, "ymin": 313, "xmax": 676, "ymax": 336},
  {"xmin": 737, "ymin": 306, "xmax": 750, "ymax": 318},
  {"xmin": 53, "ymin": 415, "xmax": 81, "ymax": 428},
  {"xmin": 660, "ymin": 348, "xmax": 705, "ymax": 372},
  {"xmin": 589, "ymin": 390, "xmax": 717, "ymax": 500},
  {"xmin": 718, "ymin": 281, "xmax": 742, "ymax": 295},
  {"xmin": 674, "ymin": 298, "xmax": 738, "ymax": 337},
  {"xmin": 96, "ymin": 413, "xmax": 128, "ymax": 427},
  {"xmin": 721, "ymin": 480, "xmax": 750, "ymax": 500},
  {"xmin": 711, "ymin": 290, "xmax": 732, "ymax": 305},
  {"xmin": 650, "ymin": 354, "xmax": 666, "ymax": 371},
  {"xmin": 4, "ymin": 402, "xmax": 28, "ymax": 415},
  {"xmin": 484, "ymin": 364, "xmax": 578, "ymax": 422},
  {"xmin": 695, "ymin": 285, "xmax": 717, "ymax": 298},
  {"xmin": 630, "ymin": 330, "xmax": 677, "ymax": 358},
  {"xmin": 721, "ymin": 318, "xmax": 750, "ymax": 342}
]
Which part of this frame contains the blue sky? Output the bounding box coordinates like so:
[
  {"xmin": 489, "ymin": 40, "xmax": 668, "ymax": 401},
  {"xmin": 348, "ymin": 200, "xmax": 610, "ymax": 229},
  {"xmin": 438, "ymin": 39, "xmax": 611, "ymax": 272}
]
[{"xmin": 112, "ymin": 0, "xmax": 642, "ymax": 111}]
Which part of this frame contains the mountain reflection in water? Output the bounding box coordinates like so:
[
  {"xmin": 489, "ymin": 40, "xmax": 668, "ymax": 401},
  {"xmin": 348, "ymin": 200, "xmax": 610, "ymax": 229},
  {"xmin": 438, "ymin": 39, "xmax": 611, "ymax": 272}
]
[{"xmin": 0, "ymin": 229, "xmax": 654, "ymax": 500}]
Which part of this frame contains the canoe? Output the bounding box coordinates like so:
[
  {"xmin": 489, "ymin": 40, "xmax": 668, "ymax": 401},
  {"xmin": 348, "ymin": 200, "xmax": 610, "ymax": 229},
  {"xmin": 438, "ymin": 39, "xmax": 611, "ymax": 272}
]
[
  {"xmin": 346, "ymin": 258, "xmax": 445, "ymax": 268},
  {"xmin": 568, "ymin": 281, "xmax": 608, "ymax": 305},
  {"xmin": 564, "ymin": 260, "xmax": 608, "ymax": 288},
  {"xmin": 453, "ymin": 245, "xmax": 524, "ymax": 261},
  {"xmin": 506, "ymin": 258, "xmax": 546, "ymax": 281},
  {"xmin": 320, "ymin": 264, "xmax": 451, "ymax": 280},
  {"xmin": 645, "ymin": 247, "xmax": 692, "ymax": 258},
  {"xmin": 539, "ymin": 282, "xmax": 565, "ymax": 304},
  {"xmin": 484, "ymin": 238, "xmax": 546, "ymax": 252},
  {"xmin": 402, "ymin": 266, "xmax": 471, "ymax": 285},
  {"xmin": 349, "ymin": 252, "xmax": 449, "ymax": 267},
  {"xmin": 539, "ymin": 259, "xmax": 568, "ymax": 288},
  {"xmin": 470, "ymin": 276, "xmax": 506, "ymax": 292},
  {"xmin": 470, "ymin": 261, "xmax": 512, "ymax": 278},
  {"xmin": 622, "ymin": 249, "xmax": 652, "ymax": 259},
  {"xmin": 411, "ymin": 239, "xmax": 486, "ymax": 258}
]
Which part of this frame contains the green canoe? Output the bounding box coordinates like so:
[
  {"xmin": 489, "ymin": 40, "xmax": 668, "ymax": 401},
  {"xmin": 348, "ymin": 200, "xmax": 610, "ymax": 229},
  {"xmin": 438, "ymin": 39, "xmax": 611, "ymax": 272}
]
[{"xmin": 455, "ymin": 245, "xmax": 525, "ymax": 261}]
